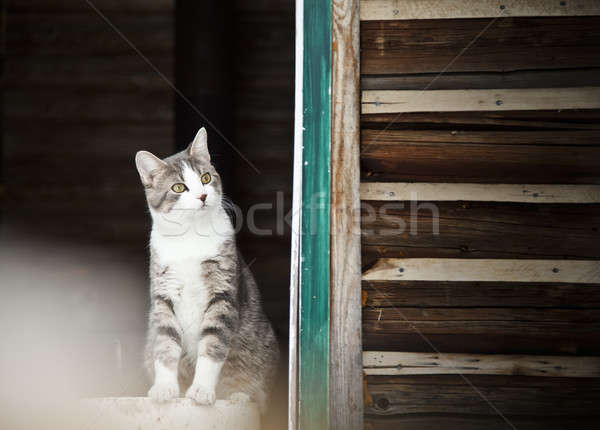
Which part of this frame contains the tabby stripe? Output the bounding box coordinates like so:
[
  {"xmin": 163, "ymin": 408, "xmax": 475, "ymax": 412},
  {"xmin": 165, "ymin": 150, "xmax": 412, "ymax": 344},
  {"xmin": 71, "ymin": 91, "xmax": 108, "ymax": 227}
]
[
  {"xmin": 206, "ymin": 291, "xmax": 236, "ymax": 310},
  {"xmin": 153, "ymin": 190, "xmax": 169, "ymax": 210},
  {"xmin": 200, "ymin": 326, "xmax": 227, "ymax": 344},
  {"xmin": 217, "ymin": 313, "xmax": 237, "ymax": 331},
  {"xmin": 155, "ymin": 295, "xmax": 175, "ymax": 313},
  {"xmin": 157, "ymin": 326, "xmax": 181, "ymax": 345}
]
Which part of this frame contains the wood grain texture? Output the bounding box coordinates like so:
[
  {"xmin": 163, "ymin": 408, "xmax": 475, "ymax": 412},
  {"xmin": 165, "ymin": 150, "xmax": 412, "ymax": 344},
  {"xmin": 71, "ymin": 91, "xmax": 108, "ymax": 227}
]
[
  {"xmin": 360, "ymin": 183, "xmax": 600, "ymax": 203},
  {"xmin": 330, "ymin": 0, "xmax": 363, "ymax": 428},
  {"xmin": 362, "ymin": 332, "xmax": 600, "ymax": 355},
  {"xmin": 363, "ymin": 258, "xmax": 600, "ymax": 283},
  {"xmin": 363, "ymin": 352, "xmax": 600, "ymax": 377},
  {"xmin": 298, "ymin": 0, "xmax": 331, "ymax": 428},
  {"xmin": 361, "ymin": 110, "xmax": 600, "ymax": 131},
  {"xmin": 7, "ymin": 13, "xmax": 173, "ymax": 56},
  {"xmin": 361, "ymin": 69, "xmax": 600, "ymax": 91},
  {"xmin": 360, "ymin": 0, "xmax": 600, "ymax": 20},
  {"xmin": 365, "ymin": 415, "xmax": 600, "ymax": 430},
  {"xmin": 361, "ymin": 201, "xmax": 600, "ymax": 260},
  {"xmin": 361, "ymin": 17, "xmax": 600, "ymax": 75},
  {"xmin": 365, "ymin": 374, "xmax": 600, "ymax": 416},
  {"xmin": 362, "ymin": 307, "xmax": 600, "ymax": 323},
  {"xmin": 362, "ymin": 280, "xmax": 600, "ymax": 310},
  {"xmin": 362, "ymin": 88, "xmax": 600, "ymax": 114},
  {"xmin": 6, "ymin": 0, "xmax": 173, "ymax": 12},
  {"xmin": 361, "ymin": 133, "xmax": 600, "ymax": 184}
]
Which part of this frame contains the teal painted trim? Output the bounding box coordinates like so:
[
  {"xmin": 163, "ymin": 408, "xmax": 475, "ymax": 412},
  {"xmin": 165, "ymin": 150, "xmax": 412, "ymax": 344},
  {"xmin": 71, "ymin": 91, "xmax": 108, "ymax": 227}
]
[{"xmin": 299, "ymin": 0, "xmax": 332, "ymax": 428}]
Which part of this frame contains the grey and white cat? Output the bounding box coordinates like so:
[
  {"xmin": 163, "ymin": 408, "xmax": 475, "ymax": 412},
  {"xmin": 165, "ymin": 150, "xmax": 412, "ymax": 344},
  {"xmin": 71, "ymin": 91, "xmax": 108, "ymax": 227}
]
[{"xmin": 135, "ymin": 128, "xmax": 279, "ymax": 413}]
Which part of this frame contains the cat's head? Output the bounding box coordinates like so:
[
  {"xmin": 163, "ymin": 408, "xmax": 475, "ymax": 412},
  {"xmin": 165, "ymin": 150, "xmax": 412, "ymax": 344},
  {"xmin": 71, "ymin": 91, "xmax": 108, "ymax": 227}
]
[{"xmin": 135, "ymin": 128, "xmax": 222, "ymax": 218}]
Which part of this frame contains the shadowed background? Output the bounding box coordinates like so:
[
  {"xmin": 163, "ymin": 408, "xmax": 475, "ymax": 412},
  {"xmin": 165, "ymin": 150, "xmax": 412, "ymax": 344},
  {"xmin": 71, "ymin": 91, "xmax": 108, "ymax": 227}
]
[{"xmin": 0, "ymin": 1, "xmax": 293, "ymax": 428}]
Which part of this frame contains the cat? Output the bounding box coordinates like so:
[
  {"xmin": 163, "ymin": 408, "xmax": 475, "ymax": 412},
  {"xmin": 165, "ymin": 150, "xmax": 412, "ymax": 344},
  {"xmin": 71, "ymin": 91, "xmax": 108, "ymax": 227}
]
[{"xmin": 135, "ymin": 127, "xmax": 279, "ymax": 414}]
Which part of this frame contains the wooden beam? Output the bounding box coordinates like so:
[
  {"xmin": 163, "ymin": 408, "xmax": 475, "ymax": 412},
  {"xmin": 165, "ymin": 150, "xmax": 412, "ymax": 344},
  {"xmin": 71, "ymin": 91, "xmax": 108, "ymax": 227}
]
[
  {"xmin": 363, "ymin": 352, "xmax": 600, "ymax": 378},
  {"xmin": 360, "ymin": 183, "xmax": 600, "ymax": 203},
  {"xmin": 360, "ymin": 0, "xmax": 600, "ymax": 21},
  {"xmin": 365, "ymin": 374, "xmax": 600, "ymax": 416},
  {"xmin": 362, "ymin": 87, "xmax": 600, "ymax": 114},
  {"xmin": 362, "ymin": 258, "xmax": 600, "ymax": 283},
  {"xmin": 330, "ymin": 0, "xmax": 363, "ymax": 429},
  {"xmin": 298, "ymin": 0, "xmax": 332, "ymax": 428}
]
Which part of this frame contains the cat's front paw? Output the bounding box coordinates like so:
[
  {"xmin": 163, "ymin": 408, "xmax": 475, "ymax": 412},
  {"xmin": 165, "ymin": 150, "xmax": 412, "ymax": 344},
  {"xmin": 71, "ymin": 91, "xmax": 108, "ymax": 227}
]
[
  {"xmin": 148, "ymin": 381, "xmax": 179, "ymax": 402},
  {"xmin": 185, "ymin": 383, "xmax": 216, "ymax": 405}
]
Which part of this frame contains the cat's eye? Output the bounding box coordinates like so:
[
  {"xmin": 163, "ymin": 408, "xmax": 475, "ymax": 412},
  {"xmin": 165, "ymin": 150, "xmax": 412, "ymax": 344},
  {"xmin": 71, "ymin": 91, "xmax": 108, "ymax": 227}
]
[
  {"xmin": 171, "ymin": 183, "xmax": 188, "ymax": 193},
  {"xmin": 201, "ymin": 172, "xmax": 212, "ymax": 184}
]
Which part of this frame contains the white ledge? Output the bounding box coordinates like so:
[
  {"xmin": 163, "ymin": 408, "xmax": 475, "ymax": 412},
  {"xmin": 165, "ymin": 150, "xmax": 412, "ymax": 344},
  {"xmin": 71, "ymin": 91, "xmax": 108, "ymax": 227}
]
[{"xmin": 77, "ymin": 397, "xmax": 261, "ymax": 430}]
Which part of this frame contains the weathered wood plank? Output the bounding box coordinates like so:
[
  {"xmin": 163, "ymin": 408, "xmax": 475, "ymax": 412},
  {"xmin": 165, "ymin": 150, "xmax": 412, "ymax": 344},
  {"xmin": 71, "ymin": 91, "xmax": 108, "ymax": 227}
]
[
  {"xmin": 4, "ymin": 89, "xmax": 173, "ymax": 124},
  {"xmin": 362, "ymin": 88, "xmax": 600, "ymax": 114},
  {"xmin": 361, "ymin": 17, "xmax": 600, "ymax": 75},
  {"xmin": 363, "ymin": 352, "xmax": 600, "ymax": 378},
  {"xmin": 6, "ymin": 0, "xmax": 173, "ymax": 12},
  {"xmin": 4, "ymin": 56, "xmax": 173, "ymax": 90},
  {"xmin": 330, "ymin": 0, "xmax": 363, "ymax": 428},
  {"xmin": 360, "ymin": 0, "xmax": 600, "ymax": 20},
  {"xmin": 361, "ymin": 69, "xmax": 600, "ymax": 91},
  {"xmin": 363, "ymin": 258, "xmax": 600, "ymax": 283},
  {"xmin": 363, "ymin": 308, "xmax": 600, "ymax": 323},
  {"xmin": 365, "ymin": 374, "xmax": 600, "ymax": 416},
  {"xmin": 363, "ymin": 332, "xmax": 600, "ymax": 355},
  {"xmin": 363, "ymin": 319, "xmax": 599, "ymax": 337},
  {"xmin": 362, "ymin": 128, "xmax": 600, "ymax": 146},
  {"xmin": 361, "ymin": 201, "xmax": 600, "ymax": 260},
  {"xmin": 361, "ymin": 110, "xmax": 600, "ymax": 131},
  {"xmin": 7, "ymin": 13, "xmax": 173, "ymax": 56},
  {"xmin": 365, "ymin": 415, "xmax": 600, "ymax": 430},
  {"xmin": 361, "ymin": 133, "xmax": 600, "ymax": 184},
  {"xmin": 362, "ymin": 280, "xmax": 600, "ymax": 308},
  {"xmin": 360, "ymin": 183, "xmax": 600, "ymax": 203}
]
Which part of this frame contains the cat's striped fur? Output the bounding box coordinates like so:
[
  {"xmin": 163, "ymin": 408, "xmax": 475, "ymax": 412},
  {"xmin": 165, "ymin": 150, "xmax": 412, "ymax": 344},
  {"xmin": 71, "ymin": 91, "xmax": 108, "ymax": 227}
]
[{"xmin": 135, "ymin": 128, "xmax": 279, "ymax": 413}]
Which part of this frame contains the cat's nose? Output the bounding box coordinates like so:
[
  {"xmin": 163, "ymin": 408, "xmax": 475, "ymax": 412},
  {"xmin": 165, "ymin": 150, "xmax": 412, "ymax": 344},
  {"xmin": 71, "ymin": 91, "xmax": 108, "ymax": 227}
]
[{"xmin": 198, "ymin": 194, "xmax": 207, "ymax": 202}]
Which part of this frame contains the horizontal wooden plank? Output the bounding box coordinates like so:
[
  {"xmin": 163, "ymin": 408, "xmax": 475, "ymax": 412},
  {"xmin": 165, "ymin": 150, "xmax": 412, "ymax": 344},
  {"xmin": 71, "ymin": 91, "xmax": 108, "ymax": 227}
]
[
  {"xmin": 362, "ymin": 280, "xmax": 600, "ymax": 308},
  {"xmin": 363, "ymin": 319, "xmax": 599, "ymax": 338},
  {"xmin": 366, "ymin": 374, "xmax": 600, "ymax": 416},
  {"xmin": 365, "ymin": 415, "xmax": 600, "ymax": 430},
  {"xmin": 362, "ymin": 88, "xmax": 600, "ymax": 114},
  {"xmin": 361, "ymin": 201, "xmax": 600, "ymax": 260},
  {"xmin": 7, "ymin": 13, "xmax": 173, "ymax": 56},
  {"xmin": 363, "ymin": 259, "xmax": 600, "ymax": 283},
  {"xmin": 362, "ymin": 307, "xmax": 600, "ymax": 323},
  {"xmin": 361, "ymin": 131, "xmax": 600, "ymax": 184},
  {"xmin": 4, "ymin": 56, "xmax": 173, "ymax": 90},
  {"xmin": 363, "ymin": 352, "xmax": 600, "ymax": 377},
  {"xmin": 4, "ymin": 123, "xmax": 173, "ymax": 157},
  {"xmin": 361, "ymin": 17, "xmax": 600, "ymax": 75},
  {"xmin": 361, "ymin": 110, "xmax": 600, "ymax": 131},
  {"xmin": 361, "ymin": 69, "xmax": 600, "ymax": 91},
  {"xmin": 361, "ymin": 128, "xmax": 600, "ymax": 146},
  {"xmin": 363, "ymin": 332, "xmax": 600, "ymax": 355},
  {"xmin": 360, "ymin": 0, "xmax": 600, "ymax": 20},
  {"xmin": 4, "ymin": 89, "xmax": 173, "ymax": 124},
  {"xmin": 360, "ymin": 183, "xmax": 600, "ymax": 203},
  {"xmin": 6, "ymin": 0, "xmax": 173, "ymax": 12}
]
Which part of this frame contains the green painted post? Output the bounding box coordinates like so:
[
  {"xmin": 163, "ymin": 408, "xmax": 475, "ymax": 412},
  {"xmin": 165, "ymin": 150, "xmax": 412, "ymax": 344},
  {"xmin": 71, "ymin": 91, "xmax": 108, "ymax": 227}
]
[{"xmin": 299, "ymin": 0, "xmax": 332, "ymax": 428}]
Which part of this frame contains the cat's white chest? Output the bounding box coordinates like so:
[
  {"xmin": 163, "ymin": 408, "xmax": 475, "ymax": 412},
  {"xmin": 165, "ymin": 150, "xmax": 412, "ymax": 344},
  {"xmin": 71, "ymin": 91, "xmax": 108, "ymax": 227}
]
[{"xmin": 151, "ymin": 230, "xmax": 224, "ymax": 352}]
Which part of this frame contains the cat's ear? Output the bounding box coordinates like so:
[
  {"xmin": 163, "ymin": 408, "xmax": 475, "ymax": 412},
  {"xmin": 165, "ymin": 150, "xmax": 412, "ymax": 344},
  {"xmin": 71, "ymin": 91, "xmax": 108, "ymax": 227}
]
[
  {"xmin": 188, "ymin": 127, "xmax": 211, "ymax": 162},
  {"xmin": 135, "ymin": 151, "xmax": 167, "ymax": 187}
]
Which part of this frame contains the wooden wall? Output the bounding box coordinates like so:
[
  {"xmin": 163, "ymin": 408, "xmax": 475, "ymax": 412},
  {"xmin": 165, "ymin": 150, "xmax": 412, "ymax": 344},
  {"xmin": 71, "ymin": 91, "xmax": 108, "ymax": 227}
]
[
  {"xmin": 359, "ymin": 2, "xmax": 600, "ymax": 428},
  {"xmin": 2, "ymin": 0, "xmax": 174, "ymax": 246},
  {"xmin": 232, "ymin": 0, "xmax": 295, "ymax": 336}
]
